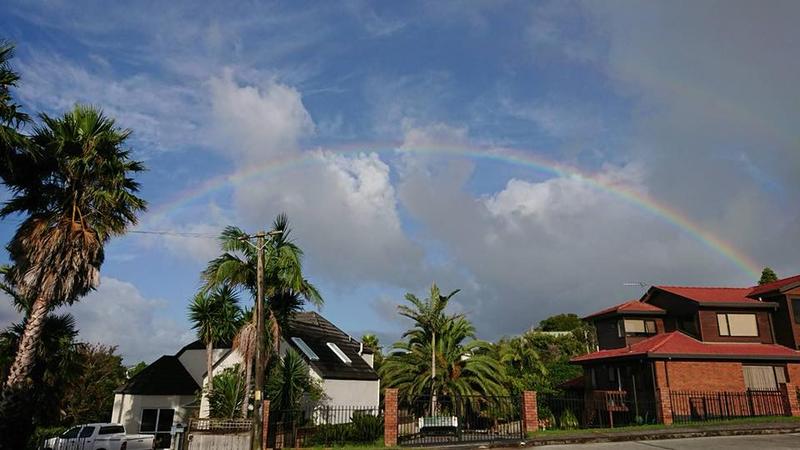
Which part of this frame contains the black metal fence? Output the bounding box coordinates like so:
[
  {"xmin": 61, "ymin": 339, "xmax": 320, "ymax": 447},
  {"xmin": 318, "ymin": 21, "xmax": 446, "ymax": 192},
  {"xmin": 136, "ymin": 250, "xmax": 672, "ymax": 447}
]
[
  {"xmin": 669, "ymin": 390, "xmax": 787, "ymax": 424},
  {"xmin": 397, "ymin": 395, "xmax": 523, "ymax": 446},
  {"xmin": 538, "ymin": 392, "xmax": 658, "ymax": 430},
  {"xmin": 267, "ymin": 405, "xmax": 383, "ymax": 448}
]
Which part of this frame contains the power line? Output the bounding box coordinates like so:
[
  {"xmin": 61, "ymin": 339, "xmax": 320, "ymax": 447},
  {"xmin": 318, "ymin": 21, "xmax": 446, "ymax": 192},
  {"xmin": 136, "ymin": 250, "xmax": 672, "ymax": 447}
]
[{"xmin": 128, "ymin": 230, "xmax": 220, "ymax": 239}]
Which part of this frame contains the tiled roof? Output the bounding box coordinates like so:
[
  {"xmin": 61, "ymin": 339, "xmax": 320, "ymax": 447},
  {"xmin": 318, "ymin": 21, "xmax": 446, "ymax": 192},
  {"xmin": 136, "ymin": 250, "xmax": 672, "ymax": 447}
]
[
  {"xmin": 583, "ymin": 300, "xmax": 665, "ymax": 320},
  {"xmin": 572, "ymin": 331, "xmax": 800, "ymax": 363},
  {"xmin": 749, "ymin": 274, "xmax": 800, "ymax": 297},
  {"xmin": 654, "ymin": 286, "xmax": 763, "ymax": 305},
  {"xmin": 285, "ymin": 311, "xmax": 379, "ymax": 381},
  {"xmin": 117, "ymin": 355, "xmax": 199, "ymax": 395}
]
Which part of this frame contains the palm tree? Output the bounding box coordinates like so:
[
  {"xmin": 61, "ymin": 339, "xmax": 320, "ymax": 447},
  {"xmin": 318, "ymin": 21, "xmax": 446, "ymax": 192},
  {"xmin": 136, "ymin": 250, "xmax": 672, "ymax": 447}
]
[
  {"xmin": 188, "ymin": 286, "xmax": 241, "ymax": 402},
  {"xmin": 494, "ymin": 334, "xmax": 548, "ymax": 395},
  {"xmin": 208, "ymin": 365, "xmax": 246, "ymax": 419},
  {"xmin": 0, "ymin": 312, "xmax": 80, "ymax": 425},
  {"xmin": 361, "ymin": 333, "xmax": 383, "ymax": 371},
  {"xmin": 381, "ymin": 315, "xmax": 506, "ymax": 409},
  {"xmin": 397, "ymin": 283, "xmax": 460, "ymax": 411},
  {"xmin": 2, "ymin": 105, "xmax": 146, "ymax": 388},
  {"xmin": 0, "ymin": 41, "xmax": 31, "ymax": 178},
  {"xmin": 265, "ymin": 348, "xmax": 321, "ymax": 412},
  {"xmin": 233, "ymin": 309, "xmax": 256, "ymax": 417},
  {"xmin": 201, "ymin": 214, "xmax": 321, "ymax": 402}
]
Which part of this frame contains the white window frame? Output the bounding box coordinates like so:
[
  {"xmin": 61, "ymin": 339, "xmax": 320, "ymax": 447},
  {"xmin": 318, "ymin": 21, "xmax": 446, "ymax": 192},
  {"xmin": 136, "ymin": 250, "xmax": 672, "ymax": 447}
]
[
  {"xmin": 291, "ymin": 337, "xmax": 320, "ymax": 361},
  {"xmin": 717, "ymin": 313, "xmax": 758, "ymax": 337},
  {"xmin": 327, "ymin": 342, "xmax": 352, "ymax": 364}
]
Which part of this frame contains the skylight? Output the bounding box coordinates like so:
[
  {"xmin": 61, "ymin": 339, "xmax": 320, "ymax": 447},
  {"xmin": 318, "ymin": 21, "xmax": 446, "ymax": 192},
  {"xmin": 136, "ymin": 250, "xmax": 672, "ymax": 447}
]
[
  {"xmin": 327, "ymin": 342, "xmax": 352, "ymax": 364},
  {"xmin": 291, "ymin": 337, "xmax": 319, "ymax": 361}
]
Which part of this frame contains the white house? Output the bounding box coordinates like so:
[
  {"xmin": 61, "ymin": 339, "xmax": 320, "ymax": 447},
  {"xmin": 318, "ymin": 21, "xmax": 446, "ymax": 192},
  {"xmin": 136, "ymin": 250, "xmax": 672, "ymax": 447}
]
[{"xmin": 111, "ymin": 312, "xmax": 380, "ymax": 447}]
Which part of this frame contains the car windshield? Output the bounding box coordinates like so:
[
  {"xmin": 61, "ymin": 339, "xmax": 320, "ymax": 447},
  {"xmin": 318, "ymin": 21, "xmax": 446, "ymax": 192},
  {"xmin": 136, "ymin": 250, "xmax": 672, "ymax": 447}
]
[{"xmin": 62, "ymin": 427, "xmax": 81, "ymax": 438}]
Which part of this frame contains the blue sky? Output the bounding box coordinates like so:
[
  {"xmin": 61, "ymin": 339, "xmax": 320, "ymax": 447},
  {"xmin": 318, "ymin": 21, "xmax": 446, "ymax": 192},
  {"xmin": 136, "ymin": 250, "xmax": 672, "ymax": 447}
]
[{"xmin": 1, "ymin": 1, "xmax": 798, "ymax": 364}]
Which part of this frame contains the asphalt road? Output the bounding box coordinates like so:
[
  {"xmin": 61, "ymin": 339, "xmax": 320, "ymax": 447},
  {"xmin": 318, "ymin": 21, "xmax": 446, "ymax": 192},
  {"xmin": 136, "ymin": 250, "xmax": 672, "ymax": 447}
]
[{"xmin": 534, "ymin": 433, "xmax": 800, "ymax": 449}]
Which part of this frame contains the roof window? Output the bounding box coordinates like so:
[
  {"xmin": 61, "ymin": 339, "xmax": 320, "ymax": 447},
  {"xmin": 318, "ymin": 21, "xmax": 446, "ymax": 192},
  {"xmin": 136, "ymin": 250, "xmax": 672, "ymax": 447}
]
[
  {"xmin": 327, "ymin": 342, "xmax": 352, "ymax": 364},
  {"xmin": 291, "ymin": 337, "xmax": 319, "ymax": 361}
]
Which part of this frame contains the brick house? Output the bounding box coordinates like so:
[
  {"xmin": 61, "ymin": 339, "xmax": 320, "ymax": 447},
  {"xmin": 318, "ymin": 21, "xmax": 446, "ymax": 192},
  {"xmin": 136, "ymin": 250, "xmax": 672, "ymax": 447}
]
[{"xmin": 571, "ymin": 274, "xmax": 800, "ymax": 423}]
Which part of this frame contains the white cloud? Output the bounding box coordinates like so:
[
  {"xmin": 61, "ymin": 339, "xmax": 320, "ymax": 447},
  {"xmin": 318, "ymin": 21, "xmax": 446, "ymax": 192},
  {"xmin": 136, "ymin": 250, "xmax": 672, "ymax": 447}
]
[
  {"xmin": 397, "ymin": 152, "xmax": 747, "ymax": 338},
  {"xmin": 61, "ymin": 277, "xmax": 194, "ymax": 364},
  {"xmin": 15, "ymin": 51, "xmax": 203, "ymax": 154},
  {"xmin": 208, "ymin": 71, "xmax": 314, "ymax": 162},
  {"xmin": 233, "ymin": 150, "xmax": 425, "ymax": 285}
]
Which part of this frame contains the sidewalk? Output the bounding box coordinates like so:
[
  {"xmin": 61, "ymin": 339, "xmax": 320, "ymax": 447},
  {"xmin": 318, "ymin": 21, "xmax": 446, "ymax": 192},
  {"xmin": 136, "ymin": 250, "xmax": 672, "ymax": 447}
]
[{"xmin": 488, "ymin": 420, "xmax": 800, "ymax": 448}]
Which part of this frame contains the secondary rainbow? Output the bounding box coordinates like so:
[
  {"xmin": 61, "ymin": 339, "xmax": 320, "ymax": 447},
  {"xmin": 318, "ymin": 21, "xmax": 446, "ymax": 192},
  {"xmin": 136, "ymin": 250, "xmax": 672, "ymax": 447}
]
[{"xmin": 143, "ymin": 143, "xmax": 762, "ymax": 279}]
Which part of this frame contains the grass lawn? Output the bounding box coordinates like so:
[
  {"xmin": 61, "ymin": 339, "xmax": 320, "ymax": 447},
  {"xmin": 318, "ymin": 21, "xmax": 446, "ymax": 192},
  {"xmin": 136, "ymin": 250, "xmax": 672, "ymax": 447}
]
[{"xmin": 528, "ymin": 416, "xmax": 800, "ymax": 438}]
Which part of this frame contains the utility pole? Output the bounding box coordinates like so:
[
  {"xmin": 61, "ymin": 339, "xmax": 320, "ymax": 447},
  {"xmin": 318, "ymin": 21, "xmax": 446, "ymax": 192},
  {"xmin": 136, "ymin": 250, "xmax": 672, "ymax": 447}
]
[{"xmin": 252, "ymin": 231, "xmax": 266, "ymax": 450}]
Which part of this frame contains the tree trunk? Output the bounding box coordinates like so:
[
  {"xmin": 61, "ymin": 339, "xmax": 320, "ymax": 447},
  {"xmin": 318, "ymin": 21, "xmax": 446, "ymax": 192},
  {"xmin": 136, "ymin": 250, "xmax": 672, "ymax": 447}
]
[
  {"xmin": 430, "ymin": 332, "xmax": 437, "ymax": 415},
  {"xmin": 241, "ymin": 358, "xmax": 252, "ymax": 418},
  {"xmin": 4, "ymin": 295, "xmax": 49, "ymax": 388},
  {"xmin": 206, "ymin": 341, "xmax": 214, "ymax": 396}
]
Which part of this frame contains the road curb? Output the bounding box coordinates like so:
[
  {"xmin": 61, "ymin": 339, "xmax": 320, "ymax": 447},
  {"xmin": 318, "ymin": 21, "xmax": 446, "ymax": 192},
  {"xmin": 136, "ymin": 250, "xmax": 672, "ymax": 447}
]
[{"xmin": 473, "ymin": 423, "xmax": 800, "ymax": 448}]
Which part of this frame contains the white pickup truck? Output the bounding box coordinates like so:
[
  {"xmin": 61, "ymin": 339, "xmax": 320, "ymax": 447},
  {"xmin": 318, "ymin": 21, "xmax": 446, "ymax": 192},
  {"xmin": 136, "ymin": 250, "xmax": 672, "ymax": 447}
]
[{"xmin": 42, "ymin": 423, "xmax": 155, "ymax": 450}]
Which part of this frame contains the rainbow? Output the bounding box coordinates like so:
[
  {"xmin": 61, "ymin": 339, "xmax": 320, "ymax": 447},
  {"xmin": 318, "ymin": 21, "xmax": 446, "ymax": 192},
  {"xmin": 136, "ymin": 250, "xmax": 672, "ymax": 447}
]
[{"xmin": 142, "ymin": 143, "xmax": 762, "ymax": 278}]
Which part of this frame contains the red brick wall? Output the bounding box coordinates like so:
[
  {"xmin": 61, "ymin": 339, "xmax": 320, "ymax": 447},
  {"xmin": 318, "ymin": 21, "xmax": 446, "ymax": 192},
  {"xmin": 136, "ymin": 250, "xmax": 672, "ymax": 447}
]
[
  {"xmin": 521, "ymin": 391, "xmax": 538, "ymax": 432},
  {"xmin": 787, "ymin": 363, "xmax": 800, "ymax": 384},
  {"xmin": 384, "ymin": 388, "xmax": 398, "ymax": 447},
  {"xmin": 697, "ymin": 310, "xmax": 774, "ymax": 344},
  {"xmin": 665, "ymin": 361, "xmax": 745, "ymax": 391}
]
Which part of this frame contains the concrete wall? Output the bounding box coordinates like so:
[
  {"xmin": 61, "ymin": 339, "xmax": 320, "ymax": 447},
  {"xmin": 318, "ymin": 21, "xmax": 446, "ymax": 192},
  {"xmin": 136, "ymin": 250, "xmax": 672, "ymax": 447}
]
[
  {"xmin": 111, "ymin": 393, "xmax": 196, "ymax": 434},
  {"xmin": 319, "ymin": 378, "xmax": 380, "ymax": 408}
]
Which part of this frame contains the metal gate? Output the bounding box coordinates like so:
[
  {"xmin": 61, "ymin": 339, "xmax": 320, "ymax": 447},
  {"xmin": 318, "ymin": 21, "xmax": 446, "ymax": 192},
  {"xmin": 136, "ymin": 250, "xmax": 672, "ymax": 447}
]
[{"xmin": 397, "ymin": 395, "xmax": 524, "ymax": 446}]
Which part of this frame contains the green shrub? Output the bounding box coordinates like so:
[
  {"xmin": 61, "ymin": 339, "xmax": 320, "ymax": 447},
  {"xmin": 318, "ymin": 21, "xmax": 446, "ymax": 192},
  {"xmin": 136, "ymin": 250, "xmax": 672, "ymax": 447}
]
[
  {"xmin": 558, "ymin": 409, "xmax": 579, "ymax": 430},
  {"xmin": 28, "ymin": 426, "xmax": 68, "ymax": 450},
  {"xmin": 350, "ymin": 414, "xmax": 383, "ymax": 442},
  {"xmin": 307, "ymin": 413, "xmax": 384, "ymax": 445}
]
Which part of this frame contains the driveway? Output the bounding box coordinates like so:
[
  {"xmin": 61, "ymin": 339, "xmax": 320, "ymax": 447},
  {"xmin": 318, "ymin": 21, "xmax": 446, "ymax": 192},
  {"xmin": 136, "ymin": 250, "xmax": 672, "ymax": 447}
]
[{"xmin": 533, "ymin": 432, "xmax": 800, "ymax": 449}]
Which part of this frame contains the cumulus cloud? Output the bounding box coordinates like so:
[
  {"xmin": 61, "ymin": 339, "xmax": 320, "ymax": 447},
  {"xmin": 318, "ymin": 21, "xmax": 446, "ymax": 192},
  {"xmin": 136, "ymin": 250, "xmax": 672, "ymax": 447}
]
[
  {"xmin": 234, "ymin": 150, "xmax": 425, "ymax": 285},
  {"xmin": 396, "ymin": 139, "xmax": 749, "ymax": 337},
  {"xmin": 61, "ymin": 277, "xmax": 194, "ymax": 364},
  {"xmin": 208, "ymin": 71, "xmax": 314, "ymax": 162}
]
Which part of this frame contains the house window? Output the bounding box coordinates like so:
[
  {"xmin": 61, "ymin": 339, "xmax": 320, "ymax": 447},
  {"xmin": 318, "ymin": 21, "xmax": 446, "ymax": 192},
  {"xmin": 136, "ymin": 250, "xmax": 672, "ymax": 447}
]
[
  {"xmin": 140, "ymin": 408, "xmax": 174, "ymax": 433},
  {"xmin": 717, "ymin": 313, "xmax": 758, "ymax": 337},
  {"xmin": 291, "ymin": 337, "xmax": 320, "ymax": 361},
  {"xmin": 622, "ymin": 319, "xmax": 657, "ymax": 336},
  {"xmin": 590, "ymin": 368, "xmax": 597, "ymax": 388},
  {"xmin": 792, "ymin": 298, "xmax": 800, "ymax": 325},
  {"xmin": 608, "ymin": 367, "xmax": 616, "ymax": 382},
  {"xmin": 743, "ymin": 365, "xmax": 785, "ymax": 390},
  {"xmin": 327, "ymin": 342, "xmax": 352, "ymax": 364}
]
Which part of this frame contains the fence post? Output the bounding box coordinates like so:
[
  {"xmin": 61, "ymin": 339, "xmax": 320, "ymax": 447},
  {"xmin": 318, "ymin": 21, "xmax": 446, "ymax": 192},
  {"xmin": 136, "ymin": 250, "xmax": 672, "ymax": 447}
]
[
  {"xmin": 521, "ymin": 391, "xmax": 538, "ymax": 434},
  {"xmin": 261, "ymin": 400, "xmax": 270, "ymax": 450},
  {"xmin": 779, "ymin": 383, "xmax": 800, "ymax": 417},
  {"xmin": 656, "ymin": 388, "xmax": 673, "ymax": 425},
  {"xmin": 384, "ymin": 388, "xmax": 399, "ymax": 447}
]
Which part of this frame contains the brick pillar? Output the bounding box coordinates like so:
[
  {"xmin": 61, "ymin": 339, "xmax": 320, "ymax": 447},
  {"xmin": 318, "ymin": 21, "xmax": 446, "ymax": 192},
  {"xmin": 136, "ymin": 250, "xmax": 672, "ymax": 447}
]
[
  {"xmin": 656, "ymin": 388, "xmax": 673, "ymax": 425},
  {"xmin": 384, "ymin": 388, "xmax": 399, "ymax": 447},
  {"xmin": 779, "ymin": 383, "xmax": 800, "ymax": 416},
  {"xmin": 261, "ymin": 400, "xmax": 270, "ymax": 450},
  {"xmin": 521, "ymin": 391, "xmax": 538, "ymax": 433}
]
